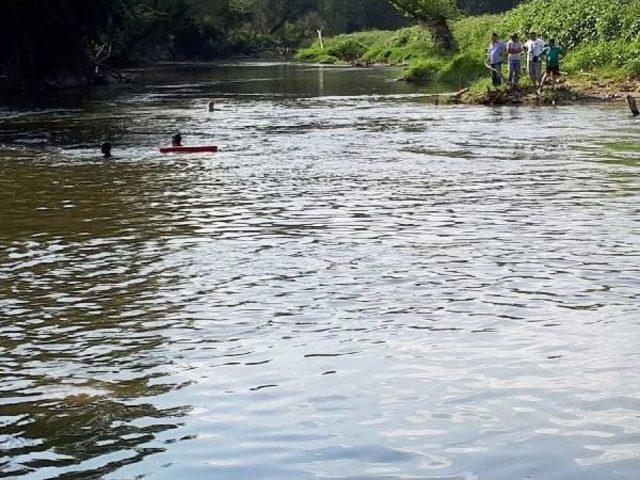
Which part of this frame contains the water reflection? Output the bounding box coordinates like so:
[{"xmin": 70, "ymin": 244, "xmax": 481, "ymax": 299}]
[{"xmin": 1, "ymin": 63, "xmax": 640, "ymax": 479}]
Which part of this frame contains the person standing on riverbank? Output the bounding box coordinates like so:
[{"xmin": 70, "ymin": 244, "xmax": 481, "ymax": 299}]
[
  {"xmin": 487, "ymin": 33, "xmax": 506, "ymax": 87},
  {"xmin": 506, "ymin": 33, "xmax": 523, "ymax": 87},
  {"xmin": 523, "ymin": 32, "xmax": 545, "ymax": 87},
  {"xmin": 538, "ymin": 39, "xmax": 564, "ymax": 93}
]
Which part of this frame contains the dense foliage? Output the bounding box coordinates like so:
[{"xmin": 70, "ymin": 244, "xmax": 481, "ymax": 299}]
[
  {"xmin": 0, "ymin": 0, "xmax": 408, "ymax": 86},
  {"xmin": 501, "ymin": 0, "xmax": 640, "ymax": 49},
  {"xmin": 1, "ymin": 1, "xmax": 125, "ymax": 84},
  {"xmin": 500, "ymin": 0, "xmax": 640, "ymax": 75},
  {"xmin": 457, "ymin": 0, "xmax": 521, "ymax": 14}
]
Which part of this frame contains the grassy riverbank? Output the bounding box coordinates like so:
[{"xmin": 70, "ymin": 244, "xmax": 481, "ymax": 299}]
[
  {"xmin": 296, "ymin": 0, "xmax": 640, "ymax": 104},
  {"xmin": 296, "ymin": 15, "xmax": 496, "ymax": 84}
]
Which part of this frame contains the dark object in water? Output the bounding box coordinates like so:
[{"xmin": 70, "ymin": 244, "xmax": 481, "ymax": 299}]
[
  {"xmin": 208, "ymin": 101, "xmax": 215, "ymax": 112},
  {"xmin": 627, "ymin": 95, "xmax": 639, "ymax": 116},
  {"xmin": 159, "ymin": 146, "xmax": 218, "ymax": 154},
  {"xmin": 172, "ymin": 133, "xmax": 182, "ymax": 146},
  {"xmin": 101, "ymin": 142, "xmax": 112, "ymax": 159}
]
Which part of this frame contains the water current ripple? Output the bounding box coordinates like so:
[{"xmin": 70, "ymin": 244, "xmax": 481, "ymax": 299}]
[{"xmin": 1, "ymin": 63, "xmax": 639, "ymax": 479}]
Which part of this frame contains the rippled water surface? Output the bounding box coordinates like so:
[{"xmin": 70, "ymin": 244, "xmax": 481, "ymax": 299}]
[{"xmin": 1, "ymin": 63, "xmax": 640, "ymax": 480}]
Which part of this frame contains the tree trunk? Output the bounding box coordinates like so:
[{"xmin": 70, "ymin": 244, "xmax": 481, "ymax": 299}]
[{"xmin": 421, "ymin": 16, "xmax": 456, "ymax": 51}]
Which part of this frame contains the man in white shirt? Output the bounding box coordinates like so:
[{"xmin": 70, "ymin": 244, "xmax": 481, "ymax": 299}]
[{"xmin": 523, "ymin": 32, "xmax": 545, "ymax": 87}]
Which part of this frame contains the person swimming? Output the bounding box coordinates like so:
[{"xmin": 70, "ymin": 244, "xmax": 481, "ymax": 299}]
[
  {"xmin": 208, "ymin": 100, "xmax": 215, "ymax": 112},
  {"xmin": 44, "ymin": 132, "xmax": 56, "ymax": 144},
  {"xmin": 101, "ymin": 142, "xmax": 112, "ymax": 159},
  {"xmin": 172, "ymin": 133, "xmax": 182, "ymax": 147}
]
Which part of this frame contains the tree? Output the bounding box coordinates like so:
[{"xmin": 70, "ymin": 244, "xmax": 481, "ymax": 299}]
[
  {"xmin": 457, "ymin": 0, "xmax": 522, "ymax": 14},
  {"xmin": 318, "ymin": 0, "xmax": 410, "ymax": 33},
  {"xmin": 387, "ymin": 0, "xmax": 459, "ymax": 50},
  {"xmin": 1, "ymin": 0, "xmax": 128, "ymax": 84}
]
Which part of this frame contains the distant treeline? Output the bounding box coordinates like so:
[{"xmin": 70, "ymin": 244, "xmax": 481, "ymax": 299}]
[{"xmin": 1, "ymin": 0, "xmax": 521, "ymax": 86}]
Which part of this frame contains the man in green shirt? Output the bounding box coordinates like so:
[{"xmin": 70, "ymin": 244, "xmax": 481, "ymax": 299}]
[{"xmin": 538, "ymin": 38, "xmax": 564, "ymax": 93}]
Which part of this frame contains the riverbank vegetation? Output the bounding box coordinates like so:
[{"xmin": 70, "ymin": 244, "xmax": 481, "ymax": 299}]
[
  {"xmin": 297, "ymin": 14, "xmax": 496, "ymax": 84},
  {"xmin": 4, "ymin": 0, "xmax": 639, "ymax": 98},
  {"xmin": 297, "ymin": 0, "xmax": 640, "ymax": 101}
]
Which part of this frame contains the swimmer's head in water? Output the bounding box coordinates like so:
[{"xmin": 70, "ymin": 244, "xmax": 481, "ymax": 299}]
[
  {"xmin": 101, "ymin": 142, "xmax": 112, "ymax": 158},
  {"xmin": 172, "ymin": 133, "xmax": 182, "ymax": 146}
]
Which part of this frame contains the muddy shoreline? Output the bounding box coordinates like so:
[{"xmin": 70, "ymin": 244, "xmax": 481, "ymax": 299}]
[{"xmin": 459, "ymin": 77, "xmax": 640, "ymax": 107}]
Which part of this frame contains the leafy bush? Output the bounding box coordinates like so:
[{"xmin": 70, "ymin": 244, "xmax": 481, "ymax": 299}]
[
  {"xmin": 564, "ymin": 39, "xmax": 640, "ymax": 76},
  {"xmin": 403, "ymin": 58, "xmax": 445, "ymax": 81},
  {"xmin": 316, "ymin": 54, "xmax": 340, "ymax": 64},
  {"xmin": 501, "ymin": 0, "xmax": 640, "ymax": 49},
  {"xmin": 296, "ymin": 30, "xmax": 396, "ymax": 63},
  {"xmin": 435, "ymin": 53, "xmax": 486, "ymax": 83},
  {"xmin": 296, "ymin": 45, "xmax": 324, "ymax": 61},
  {"xmin": 327, "ymin": 39, "xmax": 368, "ymax": 61},
  {"xmin": 453, "ymin": 15, "xmax": 502, "ymax": 53},
  {"xmin": 381, "ymin": 26, "xmax": 437, "ymax": 61}
]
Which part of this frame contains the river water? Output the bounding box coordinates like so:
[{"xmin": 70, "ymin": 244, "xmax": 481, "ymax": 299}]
[{"xmin": 1, "ymin": 63, "xmax": 639, "ymax": 480}]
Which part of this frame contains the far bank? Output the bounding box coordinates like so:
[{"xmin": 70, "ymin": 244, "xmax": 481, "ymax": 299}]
[{"xmin": 296, "ymin": 0, "xmax": 640, "ymax": 107}]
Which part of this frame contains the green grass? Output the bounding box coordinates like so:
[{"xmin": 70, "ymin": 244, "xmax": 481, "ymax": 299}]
[
  {"xmin": 403, "ymin": 58, "xmax": 445, "ymax": 82},
  {"xmin": 435, "ymin": 53, "xmax": 486, "ymax": 84},
  {"xmin": 296, "ymin": 30, "xmax": 397, "ymax": 63},
  {"xmin": 453, "ymin": 15, "xmax": 502, "ymax": 54},
  {"xmin": 296, "ymin": 16, "xmax": 501, "ymax": 86},
  {"xmin": 467, "ymin": 77, "xmax": 494, "ymax": 96},
  {"xmin": 297, "ymin": 26, "xmax": 442, "ymax": 65},
  {"xmin": 563, "ymin": 40, "xmax": 640, "ymax": 76}
]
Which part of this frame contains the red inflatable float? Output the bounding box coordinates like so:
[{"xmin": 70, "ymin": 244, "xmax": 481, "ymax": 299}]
[{"xmin": 159, "ymin": 146, "xmax": 219, "ymax": 154}]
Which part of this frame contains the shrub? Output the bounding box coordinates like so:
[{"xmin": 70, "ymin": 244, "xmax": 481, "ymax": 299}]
[
  {"xmin": 565, "ymin": 39, "xmax": 640, "ymax": 76},
  {"xmin": 435, "ymin": 53, "xmax": 486, "ymax": 83},
  {"xmin": 453, "ymin": 14, "xmax": 502, "ymax": 53},
  {"xmin": 327, "ymin": 38, "xmax": 368, "ymax": 61},
  {"xmin": 316, "ymin": 54, "xmax": 340, "ymax": 64},
  {"xmin": 295, "ymin": 45, "xmax": 324, "ymax": 61},
  {"xmin": 501, "ymin": 0, "xmax": 640, "ymax": 49},
  {"xmin": 403, "ymin": 58, "xmax": 445, "ymax": 82}
]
